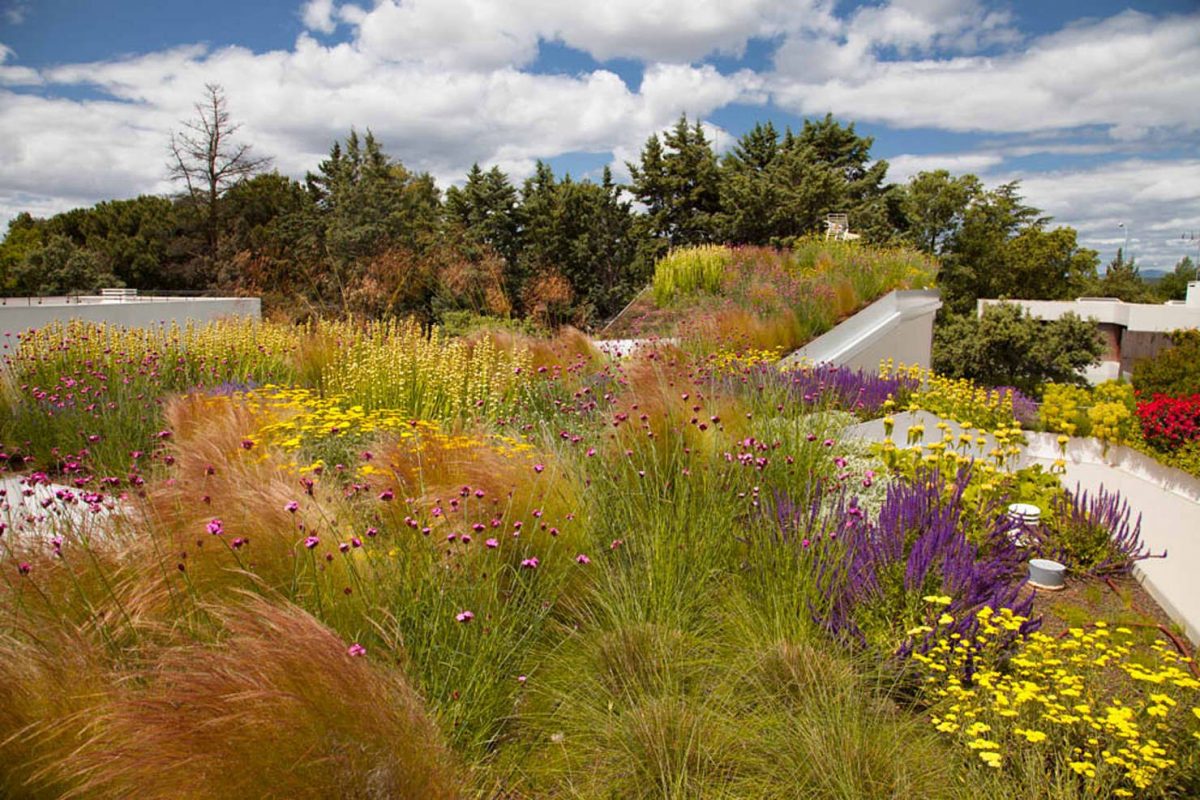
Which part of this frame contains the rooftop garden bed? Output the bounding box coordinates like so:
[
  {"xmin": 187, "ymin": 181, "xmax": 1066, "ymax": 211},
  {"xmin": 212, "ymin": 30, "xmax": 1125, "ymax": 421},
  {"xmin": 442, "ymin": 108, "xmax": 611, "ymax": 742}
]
[
  {"xmin": 1, "ymin": 316, "xmax": 1197, "ymax": 798},
  {"xmin": 601, "ymin": 239, "xmax": 938, "ymax": 355}
]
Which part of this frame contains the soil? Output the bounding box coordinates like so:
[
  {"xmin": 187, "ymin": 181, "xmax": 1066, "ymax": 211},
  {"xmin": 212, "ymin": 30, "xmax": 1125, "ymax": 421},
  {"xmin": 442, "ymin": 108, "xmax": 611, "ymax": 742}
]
[{"xmin": 1030, "ymin": 573, "xmax": 1193, "ymax": 660}]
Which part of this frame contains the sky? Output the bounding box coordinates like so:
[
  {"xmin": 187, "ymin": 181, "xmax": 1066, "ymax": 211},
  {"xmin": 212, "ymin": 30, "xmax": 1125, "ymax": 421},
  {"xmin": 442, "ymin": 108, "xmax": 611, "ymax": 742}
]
[{"xmin": 1, "ymin": 0, "xmax": 1198, "ymax": 270}]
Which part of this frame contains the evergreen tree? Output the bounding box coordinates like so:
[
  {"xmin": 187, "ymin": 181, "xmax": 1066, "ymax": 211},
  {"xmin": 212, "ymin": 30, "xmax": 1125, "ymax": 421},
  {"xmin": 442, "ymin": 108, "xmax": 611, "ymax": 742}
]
[
  {"xmin": 1087, "ymin": 249, "xmax": 1156, "ymax": 303},
  {"xmin": 444, "ymin": 164, "xmax": 523, "ymax": 295},
  {"xmin": 627, "ymin": 115, "xmax": 720, "ymax": 249},
  {"xmin": 1156, "ymin": 255, "xmax": 1197, "ymax": 301},
  {"xmin": 302, "ymin": 129, "xmax": 441, "ymax": 310}
]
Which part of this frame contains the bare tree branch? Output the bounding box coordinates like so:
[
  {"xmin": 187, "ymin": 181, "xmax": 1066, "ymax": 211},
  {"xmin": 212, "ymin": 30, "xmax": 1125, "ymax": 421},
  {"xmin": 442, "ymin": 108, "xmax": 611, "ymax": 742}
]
[{"xmin": 166, "ymin": 83, "xmax": 272, "ymax": 259}]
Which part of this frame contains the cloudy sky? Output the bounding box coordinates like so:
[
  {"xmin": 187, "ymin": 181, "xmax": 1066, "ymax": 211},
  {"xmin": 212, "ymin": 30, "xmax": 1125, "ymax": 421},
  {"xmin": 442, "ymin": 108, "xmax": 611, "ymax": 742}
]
[{"xmin": 1, "ymin": 0, "xmax": 1198, "ymax": 269}]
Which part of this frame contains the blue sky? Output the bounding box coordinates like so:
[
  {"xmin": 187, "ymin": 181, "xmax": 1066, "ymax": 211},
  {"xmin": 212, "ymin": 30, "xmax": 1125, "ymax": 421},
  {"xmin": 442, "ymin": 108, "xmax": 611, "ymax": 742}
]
[{"xmin": 1, "ymin": 0, "xmax": 1198, "ymax": 269}]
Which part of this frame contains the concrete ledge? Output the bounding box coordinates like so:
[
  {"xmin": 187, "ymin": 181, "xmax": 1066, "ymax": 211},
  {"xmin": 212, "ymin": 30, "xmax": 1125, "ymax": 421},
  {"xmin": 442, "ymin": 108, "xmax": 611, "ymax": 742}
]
[
  {"xmin": 0, "ymin": 297, "xmax": 261, "ymax": 331},
  {"xmin": 782, "ymin": 289, "xmax": 942, "ymax": 371},
  {"xmin": 1021, "ymin": 432, "xmax": 1200, "ymax": 505}
]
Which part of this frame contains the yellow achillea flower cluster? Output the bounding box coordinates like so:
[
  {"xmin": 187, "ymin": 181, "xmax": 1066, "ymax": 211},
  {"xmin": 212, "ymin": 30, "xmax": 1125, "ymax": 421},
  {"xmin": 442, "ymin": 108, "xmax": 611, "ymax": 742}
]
[
  {"xmin": 915, "ymin": 606, "xmax": 1200, "ymax": 793},
  {"xmin": 706, "ymin": 347, "xmax": 785, "ymax": 373},
  {"xmin": 240, "ymin": 386, "xmax": 535, "ymax": 467}
]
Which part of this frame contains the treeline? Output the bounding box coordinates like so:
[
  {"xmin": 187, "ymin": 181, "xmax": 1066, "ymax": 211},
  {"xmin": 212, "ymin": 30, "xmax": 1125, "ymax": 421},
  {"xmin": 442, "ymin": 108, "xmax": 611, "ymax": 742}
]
[{"xmin": 1, "ymin": 103, "xmax": 1193, "ymax": 326}]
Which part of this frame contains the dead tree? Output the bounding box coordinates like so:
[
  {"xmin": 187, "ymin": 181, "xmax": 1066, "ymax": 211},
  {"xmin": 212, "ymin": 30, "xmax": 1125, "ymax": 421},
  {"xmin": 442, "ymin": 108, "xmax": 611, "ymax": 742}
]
[{"xmin": 168, "ymin": 83, "xmax": 272, "ymax": 262}]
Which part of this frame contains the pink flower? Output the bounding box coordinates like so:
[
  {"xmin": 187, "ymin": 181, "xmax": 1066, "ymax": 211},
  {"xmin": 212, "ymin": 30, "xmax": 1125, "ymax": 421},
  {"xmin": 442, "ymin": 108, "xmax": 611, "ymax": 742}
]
[
  {"xmin": 610, "ymin": 538, "xmax": 624, "ymax": 550},
  {"xmin": 587, "ymin": 447, "xmax": 597, "ymax": 457},
  {"xmin": 575, "ymin": 553, "xmax": 591, "ymax": 565},
  {"xmin": 206, "ymin": 518, "xmax": 224, "ymax": 536},
  {"xmin": 18, "ymin": 562, "xmax": 31, "ymax": 575},
  {"xmin": 285, "ymin": 501, "xmax": 299, "ymax": 513},
  {"xmin": 347, "ymin": 643, "xmax": 367, "ymax": 657},
  {"xmin": 521, "ymin": 557, "xmax": 540, "ymax": 569},
  {"xmin": 339, "ymin": 542, "xmax": 350, "ymax": 553},
  {"xmin": 303, "ymin": 535, "xmax": 320, "ymax": 549},
  {"xmin": 240, "ymin": 439, "xmax": 254, "ymax": 450},
  {"xmin": 366, "ymin": 526, "xmax": 378, "ymax": 537},
  {"xmin": 378, "ymin": 489, "xmax": 394, "ymax": 502},
  {"xmin": 517, "ymin": 674, "xmax": 527, "ymax": 684},
  {"xmin": 350, "ymin": 536, "xmax": 362, "ymax": 548},
  {"xmin": 533, "ymin": 464, "xmax": 545, "ymax": 474},
  {"xmin": 456, "ymin": 610, "xmax": 475, "ymax": 623},
  {"xmin": 485, "ymin": 538, "xmax": 499, "ymax": 548}
]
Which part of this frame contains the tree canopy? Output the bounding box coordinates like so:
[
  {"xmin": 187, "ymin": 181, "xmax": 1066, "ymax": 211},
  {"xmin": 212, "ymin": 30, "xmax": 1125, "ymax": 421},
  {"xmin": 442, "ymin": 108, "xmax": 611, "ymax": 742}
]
[{"xmin": 1, "ymin": 97, "xmax": 1143, "ymax": 339}]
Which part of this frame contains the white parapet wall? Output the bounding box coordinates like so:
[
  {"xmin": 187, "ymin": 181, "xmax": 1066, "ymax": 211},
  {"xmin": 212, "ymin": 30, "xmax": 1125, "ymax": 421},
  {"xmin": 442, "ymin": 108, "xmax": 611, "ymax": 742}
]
[
  {"xmin": 780, "ymin": 289, "xmax": 942, "ymax": 371},
  {"xmin": 0, "ymin": 296, "xmax": 261, "ymax": 331}
]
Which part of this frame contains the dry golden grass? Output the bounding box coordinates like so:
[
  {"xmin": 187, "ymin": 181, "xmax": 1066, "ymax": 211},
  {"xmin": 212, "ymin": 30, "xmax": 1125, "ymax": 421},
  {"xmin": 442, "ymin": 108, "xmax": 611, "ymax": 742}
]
[
  {"xmin": 55, "ymin": 597, "xmax": 462, "ymax": 800},
  {"xmin": 0, "ymin": 626, "xmax": 112, "ymax": 799},
  {"xmin": 137, "ymin": 394, "xmax": 350, "ymax": 600}
]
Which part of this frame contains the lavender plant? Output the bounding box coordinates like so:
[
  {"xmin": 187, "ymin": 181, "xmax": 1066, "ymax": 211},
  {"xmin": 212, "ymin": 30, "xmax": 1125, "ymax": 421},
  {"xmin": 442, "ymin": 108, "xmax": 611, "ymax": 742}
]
[
  {"xmin": 1043, "ymin": 484, "xmax": 1163, "ymax": 575},
  {"xmin": 768, "ymin": 469, "xmax": 1037, "ymax": 656}
]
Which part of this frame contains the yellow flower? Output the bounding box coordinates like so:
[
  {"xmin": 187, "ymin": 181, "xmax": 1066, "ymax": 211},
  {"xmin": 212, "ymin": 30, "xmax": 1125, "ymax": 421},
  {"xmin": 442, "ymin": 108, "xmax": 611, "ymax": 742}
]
[
  {"xmin": 977, "ymin": 751, "xmax": 1002, "ymax": 768},
  {"xmin": 923, "ymin": 594, "xmax": 953, "ymax": 606}
]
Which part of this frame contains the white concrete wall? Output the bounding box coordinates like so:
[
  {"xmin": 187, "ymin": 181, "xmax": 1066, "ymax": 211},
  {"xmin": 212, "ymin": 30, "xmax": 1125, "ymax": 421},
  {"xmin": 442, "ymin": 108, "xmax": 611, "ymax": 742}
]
[
  {"xmin": 781, "ymin": 289, "xmax": 942, "ymax": 371},
  {"xmin": 0, "ymin": 297, "xmax": 260, "ymax": 331},
  {"xmin": 979, "ymin": 297, "xmax": 1200, "ymax": 333}
]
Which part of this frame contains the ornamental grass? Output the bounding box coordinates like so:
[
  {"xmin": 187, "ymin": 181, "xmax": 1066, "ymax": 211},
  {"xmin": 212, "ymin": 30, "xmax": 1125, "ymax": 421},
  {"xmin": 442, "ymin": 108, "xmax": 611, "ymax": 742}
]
[{"xmin": 4, "ymin": 297, "xmax": 1198, "ymax": 797}]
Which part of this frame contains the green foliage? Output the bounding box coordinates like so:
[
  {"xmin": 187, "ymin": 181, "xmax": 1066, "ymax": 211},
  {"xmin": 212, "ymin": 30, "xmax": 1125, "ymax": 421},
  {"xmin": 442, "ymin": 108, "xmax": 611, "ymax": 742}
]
[
  {"xmin": 717, "ymin": 115, "xmax": 894, "ymax": 246},
  {"xmin": 931, "ymin": 180, "xmax": 1099, "ymax": 314},
  {"xmin": 1086, "ymin": 249, "xmax": 1157, "ymax": 303},
  {"xmin": 0, "ymin": 212, "xmax": 43, "ymax": 291},
  {"xmin": 518, "ymin": 163, "xmax": 644, "ymax": 321},
  {"xmin": 1155, "ymin": 255, "xmax": 1197, "ymax": 301},
  {"xmin": 651, "ymin": 245, "xmax": 733, "ymax": 303},
  {"xmin": 1132, "ymin": 329, "xmax": 1200, "ymax": 397},
  {"xmin": 900, "ymin": 170, "xmax": 981, "ymax": 255},
  {"xmin": 933, "ymin": 302, "xmax": 1104, "ymax": 394},
  {"xmin": 12, "ymin": 234, "xmax": 121, "ymax": 295},
  {"xmin": 627, "ymin": 114, "xmax": 722, "ymax": 249}
]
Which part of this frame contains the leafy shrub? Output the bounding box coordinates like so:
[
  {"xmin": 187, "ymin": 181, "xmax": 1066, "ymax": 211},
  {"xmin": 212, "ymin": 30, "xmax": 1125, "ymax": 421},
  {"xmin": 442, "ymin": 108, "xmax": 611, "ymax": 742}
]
[
  {"xmin": 1132, "ymin": 329, "xmax": 1200, "ymax": 398},
  {"xmin": 933, "ymin": 303, "xmax": 1104, "ymax": 395}
]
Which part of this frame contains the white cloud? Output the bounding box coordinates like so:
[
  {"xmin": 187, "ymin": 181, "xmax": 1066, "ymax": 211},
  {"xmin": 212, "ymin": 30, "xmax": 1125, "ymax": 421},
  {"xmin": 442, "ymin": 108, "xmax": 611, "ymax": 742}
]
[
  {"xmin": 770, "ymin": 10, "xmax": 1200, "ymax": 137},
  {"xmin": 342, "ymin": 0, "xmax": 832, "ymax": 68},
  {"xmin": 885, "ymin": 151, "xmax": 1004, "ymax": 182},
  {"xmin": 300, "ymin": 0, "xmax": 338, "ymax": 34},
  {"xmin": 0, "ymin": 0, "xmax": 1196, "ymax": 276},
  {"xmin": 3, "ymin": 2, "xmax": 28, "ymax": 26},
  {"xmin": 996, "ymin": 159, "xmax": 1200, "ymax": 269},
  {"xmin": 0, "ymin": 34, "xmax": 757, "ymax": 228}
]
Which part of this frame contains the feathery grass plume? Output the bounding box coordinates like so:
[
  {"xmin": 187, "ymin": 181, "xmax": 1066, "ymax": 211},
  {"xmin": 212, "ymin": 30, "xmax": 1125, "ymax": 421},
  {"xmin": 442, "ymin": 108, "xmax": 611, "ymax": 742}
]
[
  {"xmin": 0, "ymin": 626, "xmax": 112, "ymax": 799},
  {"xmin": 511, "ymin": 623, "xmax": 738, "ymax": 797},
  {"xmin": 139, "ymin": 393, "xmax": 358, "ymax": 605},
  {"xmin": 59, "ymin": 597, "xmax": 462, "ymax": 800}
]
